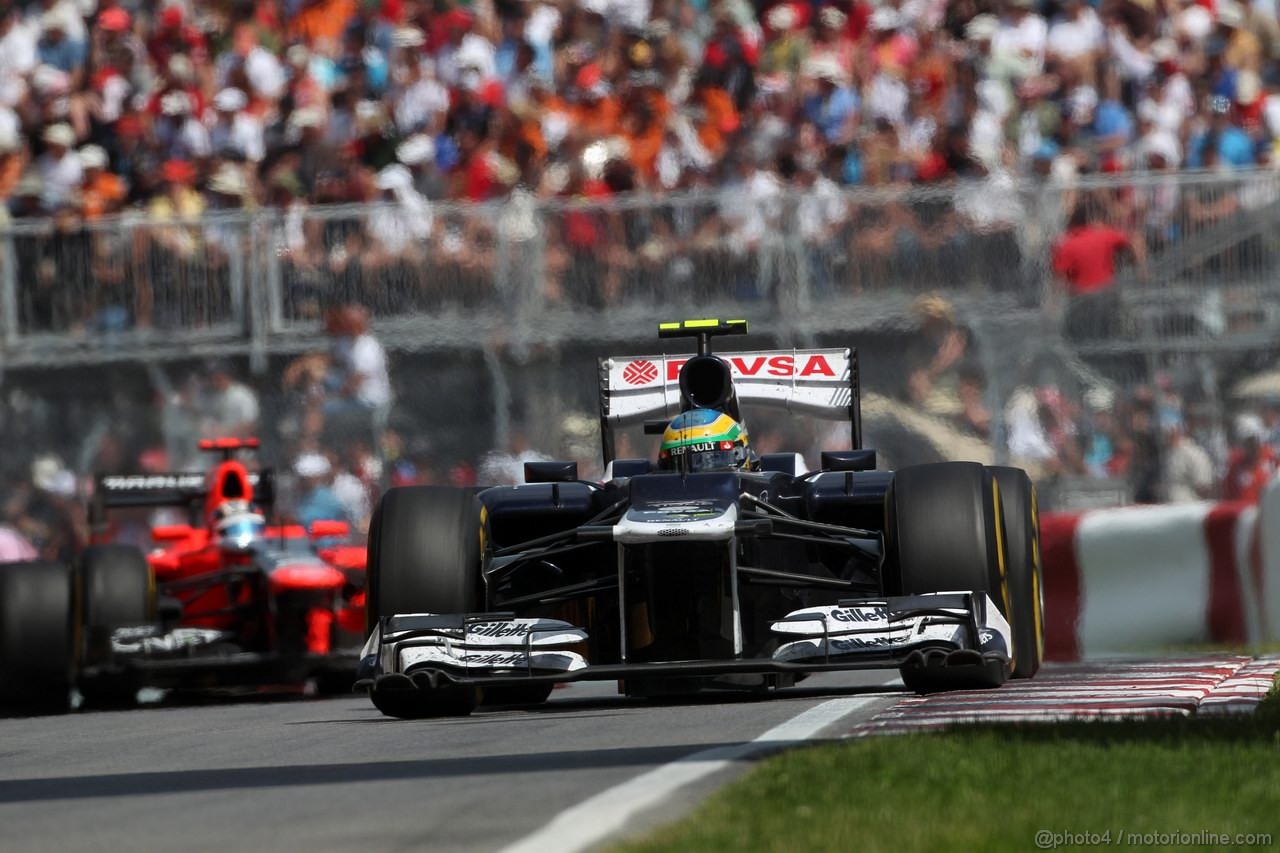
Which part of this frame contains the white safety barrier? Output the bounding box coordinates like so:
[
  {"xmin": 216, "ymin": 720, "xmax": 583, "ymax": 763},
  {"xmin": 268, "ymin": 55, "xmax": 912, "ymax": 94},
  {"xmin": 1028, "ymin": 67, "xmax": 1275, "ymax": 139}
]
[{"xmin": 1040, "ymin": 478, "xmax": 1280, "ymax": 660}]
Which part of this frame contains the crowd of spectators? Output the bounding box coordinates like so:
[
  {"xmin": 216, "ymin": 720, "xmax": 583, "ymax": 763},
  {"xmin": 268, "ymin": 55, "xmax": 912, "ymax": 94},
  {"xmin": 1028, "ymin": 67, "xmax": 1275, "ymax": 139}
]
[
  {"xmin": 998, "ymin": 366, "xmax": 1280, "ymax": 504},
  {"xmin": 2, "ymin": 0, "xmax": 1280, "ymax": 321},
  {"xmin": 5, "ymin": 0, "xmax": 1280, "ymax": 214}
]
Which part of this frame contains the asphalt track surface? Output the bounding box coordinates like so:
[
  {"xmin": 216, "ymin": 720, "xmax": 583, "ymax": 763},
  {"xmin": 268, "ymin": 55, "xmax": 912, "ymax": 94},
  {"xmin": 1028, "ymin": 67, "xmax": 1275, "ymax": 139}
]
[{"xmin": 0, "ymin": 672, "xmax": 903, "ymax": 853}]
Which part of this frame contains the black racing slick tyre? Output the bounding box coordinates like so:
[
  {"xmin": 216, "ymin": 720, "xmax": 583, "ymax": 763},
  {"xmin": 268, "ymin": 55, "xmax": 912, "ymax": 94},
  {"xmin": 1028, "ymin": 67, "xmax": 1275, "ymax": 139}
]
[
  {"xmin": 366, "ymin": 487, "xmax": 487, "ymax": 719},
  {"xmin": 367, "ymin": 486, "xmax": 485, "ymax": 625},
  {"xmin": 0, "ymin": 562, "xmax": 75, "ymax": 714},
  {"xmin": 885, "ymin": 462, "xmax": 1009, "ymax": 694},
  {"xmin": 988, "ymin": 467, "xmax": 1045, "ymax": 680},
  {"xmin": 78, "ymin": 545, "xmax": 154, "ymax": 709}
]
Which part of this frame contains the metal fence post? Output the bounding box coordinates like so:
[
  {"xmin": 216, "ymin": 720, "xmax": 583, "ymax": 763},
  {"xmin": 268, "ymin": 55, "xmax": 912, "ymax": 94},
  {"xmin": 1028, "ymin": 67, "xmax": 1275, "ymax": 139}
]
[
  {"xmin": 0, "ymin": 230, "xmax": 19, "ymax": 350},
  {"xmin": 246, "ymin": 211, "xmax": 270, "ymax": 375}
]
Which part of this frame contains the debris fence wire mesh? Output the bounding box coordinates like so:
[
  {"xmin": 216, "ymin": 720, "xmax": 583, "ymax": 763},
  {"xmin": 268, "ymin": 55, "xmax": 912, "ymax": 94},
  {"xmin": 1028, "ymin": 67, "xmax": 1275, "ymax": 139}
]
[{"xmin": 1, "ymin": 169, "xmax": 1278, "ymax": 544}]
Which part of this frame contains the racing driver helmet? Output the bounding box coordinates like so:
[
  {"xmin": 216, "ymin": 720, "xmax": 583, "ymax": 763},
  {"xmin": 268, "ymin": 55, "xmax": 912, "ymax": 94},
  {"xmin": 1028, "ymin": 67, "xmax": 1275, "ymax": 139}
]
[
  {"xmin": 657, "ymin": 408, "xmax": 756, "ymax": 474},
  {"xmin": 213, "ymin": 499, "xmax": 266, "ymax": 553}
]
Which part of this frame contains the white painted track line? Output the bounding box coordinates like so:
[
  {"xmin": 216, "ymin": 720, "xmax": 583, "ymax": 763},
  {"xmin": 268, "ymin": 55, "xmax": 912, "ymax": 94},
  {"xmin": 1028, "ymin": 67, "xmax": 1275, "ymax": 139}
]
[{"xmin": 499, "ymin": 694, "xmax": 882, "ymax": 853}]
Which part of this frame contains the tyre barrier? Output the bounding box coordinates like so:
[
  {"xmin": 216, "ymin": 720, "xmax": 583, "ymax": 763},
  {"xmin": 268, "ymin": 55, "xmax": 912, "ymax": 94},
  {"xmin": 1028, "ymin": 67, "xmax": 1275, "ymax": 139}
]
[{"xmin": 1041, "ymin": 479, "xmax": 1280, "ymax": 660}]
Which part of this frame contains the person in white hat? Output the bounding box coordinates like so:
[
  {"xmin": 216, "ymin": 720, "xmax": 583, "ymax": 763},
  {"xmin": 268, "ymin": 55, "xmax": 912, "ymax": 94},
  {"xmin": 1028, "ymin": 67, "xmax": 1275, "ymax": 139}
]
[
  {"xmin": 35, "ymin": 8, "xmax": 85, "ymax": 80},
  {"xmin": 801, "ymin": 56, "xmax": 857, "ymax": 143},
  {"xmin": 36, "ymin": 122, "xmax": 80, "ymax": 210},
  {"xmin": 293, "ymin": 453, "xmax": 348, "ymax": 530},
  {"xmin": 156, "ymin": 89, "xmax": 212, "ymax": 160},
  {"xmin": 396, "ymin": 133, "xmax": 443, "ymax": 198},
  {"xmin": 77, "ymin": 144, "xmax": 126, "ymax": 219},
  {"xmin": 366, "ymin": 163, "xmax": 433, "ymax": 262},
  {"xmin": 209, "ymin": 87, "xmax": 265, "ymax": 162}
]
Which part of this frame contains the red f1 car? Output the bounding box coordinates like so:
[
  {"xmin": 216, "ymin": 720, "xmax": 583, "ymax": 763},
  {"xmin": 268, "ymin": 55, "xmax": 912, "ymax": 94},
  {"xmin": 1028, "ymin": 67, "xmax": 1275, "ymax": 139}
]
[{"xmin": 0, "ymin": 438, "xmax": 366, "ymax": 712}]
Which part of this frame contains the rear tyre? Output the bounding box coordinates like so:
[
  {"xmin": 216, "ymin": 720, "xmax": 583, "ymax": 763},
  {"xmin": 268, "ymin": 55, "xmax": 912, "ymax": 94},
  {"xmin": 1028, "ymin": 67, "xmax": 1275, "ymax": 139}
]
[
  {"xmin": 482, "ymin": 683, "xmax": 555, "ymax": 707},
  {"xmin": 885, "ymin": 462, "xmax": 1009, "ymax": 694},
  {"xmin": 0, "ymin": 562, "xmax": 75, "ymax": 714},
  {"xmin": 988, "ymin": 467, "xmax": 1044, "ymax": 679},
  {"xmin": 366, "ymin": 487, "xmax": 486, "ymax": 718},
  {"xmin": 78, "ymin": 545, "xmax": 153, "ymax": 709}
]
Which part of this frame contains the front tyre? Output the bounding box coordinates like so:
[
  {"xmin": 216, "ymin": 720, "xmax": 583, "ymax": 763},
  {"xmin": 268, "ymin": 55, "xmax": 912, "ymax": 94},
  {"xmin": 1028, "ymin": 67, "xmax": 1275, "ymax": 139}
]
[
  {"xmin": 366, "ymin": 487, "xmax": 486, "ymax": 718},
  {"xmin": 885, "ymin": 462, "xmax": 1009, "ymax": 693},
  {"xmin": 0, "ymin": 562, "xmax": 75, "ymax": 714}
]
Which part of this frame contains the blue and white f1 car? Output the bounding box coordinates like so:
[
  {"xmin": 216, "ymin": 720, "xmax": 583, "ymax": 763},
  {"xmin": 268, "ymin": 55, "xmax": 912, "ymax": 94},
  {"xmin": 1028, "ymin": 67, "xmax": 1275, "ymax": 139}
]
[{"xmin": 356, "ymin": 320, "xmax": 1045, "ymax": 718}]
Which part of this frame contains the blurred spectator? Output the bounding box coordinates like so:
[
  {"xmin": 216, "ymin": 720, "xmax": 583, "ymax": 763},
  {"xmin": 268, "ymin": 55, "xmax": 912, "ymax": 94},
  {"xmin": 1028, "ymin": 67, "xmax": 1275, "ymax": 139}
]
[
  {"xmin": 1222, "ymin": 413, "xmax": 1279, "ymax": 501},
  {"xmin": 323, "ymin": 304, "xmax": 392, "ymax": 435},
  {"xmin": 201, "ymin": 359, "xmax": 260, "ymax": 439},
  {"xmin": 1263, "ymin": 398, "xmax": 1280, "ymax": 452},
  {"xmin": 35, "ymin": 123, "xmax": 80, "ymax": 210},
  {"xmin": 77, "ymin": 144, "xmax": 123, "ymax": 219},
  {"xmin": 0, "ymin": 522, "xmax": 37, "ymax": 562},
  {"xmin": 1051, "ymin": 204, "xmax": 1145, "ymax": 340},
  {"xmin": 479, "ymin": 430, "xmax": 552, "ymax": 485},
  {"xmin": 956, "ymin": 365, "xmax": 991, "ymax": 439},
  {"xmin": 292, "ymin": 452, "xmax": 349, "ymax": 528},
  {"xmin": 904, "ymin": 294, "xmax": 975, "ymax": 409},
  {"xmin": 1163, "ymin": 422, "xmax": 1215, "ymax": 502},
  {"xmin": 5, "ymin": 454, "xmax": 83, "ymax": 562},
  {"xmin": 209, "ymin": 88, "xmax": 265, "ymax": 162}
]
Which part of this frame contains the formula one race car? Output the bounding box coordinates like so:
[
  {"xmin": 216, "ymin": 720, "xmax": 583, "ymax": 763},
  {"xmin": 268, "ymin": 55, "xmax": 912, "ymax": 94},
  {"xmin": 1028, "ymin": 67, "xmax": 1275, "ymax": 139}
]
[
  {"xmin": 356, "ymin": 320, "xmax": 1045, "ymax": 718},
  {"xmin": 0, "ymin": 439, "xmax": 366, "ymax": 713}
]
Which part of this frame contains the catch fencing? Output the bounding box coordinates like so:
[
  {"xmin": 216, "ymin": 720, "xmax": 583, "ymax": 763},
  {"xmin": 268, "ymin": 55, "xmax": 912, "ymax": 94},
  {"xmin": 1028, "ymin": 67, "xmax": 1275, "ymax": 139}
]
[{"xmin": 0, "ymin": 168, "xmax": 1278, "ymax": 523}]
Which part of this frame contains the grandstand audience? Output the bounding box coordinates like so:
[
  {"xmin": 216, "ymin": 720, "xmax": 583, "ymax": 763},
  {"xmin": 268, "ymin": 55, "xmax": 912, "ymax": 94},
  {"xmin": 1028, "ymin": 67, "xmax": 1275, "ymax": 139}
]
[{"xmin": 0, "ymin": 0, "xmax": 1277, "ymax": 222}]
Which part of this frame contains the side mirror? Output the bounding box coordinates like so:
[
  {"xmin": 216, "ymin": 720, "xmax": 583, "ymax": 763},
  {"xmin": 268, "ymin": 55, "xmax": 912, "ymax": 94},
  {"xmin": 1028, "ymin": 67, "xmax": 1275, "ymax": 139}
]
[
  {"xmin": 821, "ymin": 450, "xmax": 877, "ymax": 472},
  {"xmin": 524, "ymin": 461, "xmax": 578, "ymax": 483},
  {"xmin": 608, "ymin": 459, "xmax": 653, "ymax": 479},
  {"xmin": 309, "ymin": 519, "xmax": 351, "ymax": 540}
]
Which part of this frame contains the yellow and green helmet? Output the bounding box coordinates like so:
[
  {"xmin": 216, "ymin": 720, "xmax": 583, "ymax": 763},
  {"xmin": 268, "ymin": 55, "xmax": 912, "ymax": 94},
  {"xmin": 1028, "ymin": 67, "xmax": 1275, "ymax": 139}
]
[{"xmin": 658, "ymin": 408, "xmax": 755, "ymax": 473}]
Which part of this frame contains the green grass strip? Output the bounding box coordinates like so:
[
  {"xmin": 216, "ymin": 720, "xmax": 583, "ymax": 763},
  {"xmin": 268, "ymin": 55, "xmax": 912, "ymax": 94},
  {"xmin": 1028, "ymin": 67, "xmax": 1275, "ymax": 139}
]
[{"xmin": 617, "ymin": 676, "xmax": 1280, "ymax": 853}]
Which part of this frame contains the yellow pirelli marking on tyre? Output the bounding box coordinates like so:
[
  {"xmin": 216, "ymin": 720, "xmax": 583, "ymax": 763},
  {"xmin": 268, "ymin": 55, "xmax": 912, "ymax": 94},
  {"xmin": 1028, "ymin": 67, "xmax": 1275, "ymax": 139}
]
[
  {"xmin": 479, "ymin": 505, "xmax": 488, "ymax": 553},
  {"xmin": 992, "ymin": 480, "xmax": 1012, "ymax": 668}
]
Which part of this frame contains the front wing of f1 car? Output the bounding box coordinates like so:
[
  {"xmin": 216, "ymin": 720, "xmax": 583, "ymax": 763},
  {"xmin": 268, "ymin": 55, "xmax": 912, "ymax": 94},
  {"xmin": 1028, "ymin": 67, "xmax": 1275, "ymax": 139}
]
[{"xmin": 354, "ymin": 593, "xmax": 1013, "ymax": 693}]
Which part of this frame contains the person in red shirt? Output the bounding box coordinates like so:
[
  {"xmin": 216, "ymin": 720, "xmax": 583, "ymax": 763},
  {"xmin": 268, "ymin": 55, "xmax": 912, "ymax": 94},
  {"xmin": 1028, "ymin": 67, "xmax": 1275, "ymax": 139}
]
[
  {"xmin": 1051, "ymin": 205, "xmax": 1146, "ymax": 340},
  {"xmin": 1051, "ymin": 205, "xmax": 1141, "ymax": 295},
  {"xmin": 1222, "ymin": 414, "xmax": 1278, "ymax": 503}
]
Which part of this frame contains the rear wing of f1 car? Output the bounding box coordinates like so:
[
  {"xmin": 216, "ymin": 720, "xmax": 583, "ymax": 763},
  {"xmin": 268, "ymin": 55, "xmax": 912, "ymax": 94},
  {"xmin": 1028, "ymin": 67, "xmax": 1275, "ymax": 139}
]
[
  {"xmin": 89, "ymin": 444, "xmax": 275, "ymax": 532},
  {"xmin": 597, "ymin": 320, "xmax": 861, "ymax": 465}
]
